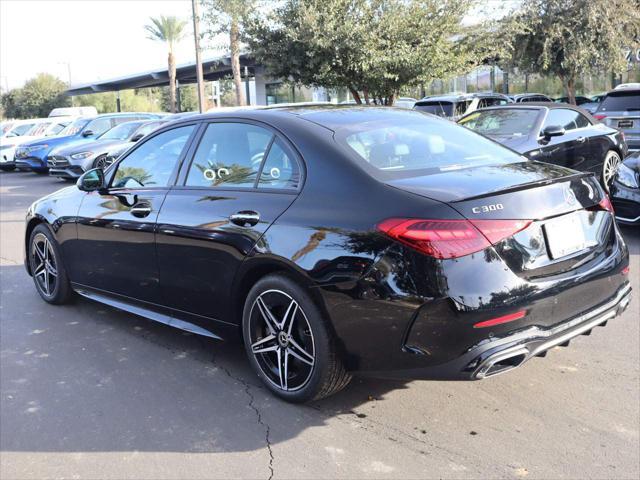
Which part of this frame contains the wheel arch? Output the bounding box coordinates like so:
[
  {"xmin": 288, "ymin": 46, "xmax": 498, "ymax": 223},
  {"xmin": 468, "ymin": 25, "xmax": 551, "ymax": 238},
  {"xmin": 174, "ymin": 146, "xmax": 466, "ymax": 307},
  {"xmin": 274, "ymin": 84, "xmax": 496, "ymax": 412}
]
[
  {"xmin": 24, "ymin": 216, "xmax": 47, "ymax": 275},
  {"xmin": 232, "ymin": 257, "xmax": 332, "ymax": 337}
]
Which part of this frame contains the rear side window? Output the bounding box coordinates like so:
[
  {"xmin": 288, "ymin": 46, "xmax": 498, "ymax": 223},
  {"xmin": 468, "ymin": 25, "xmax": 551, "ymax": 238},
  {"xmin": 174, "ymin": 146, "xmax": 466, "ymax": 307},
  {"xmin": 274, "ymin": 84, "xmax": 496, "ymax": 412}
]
[
  {"xmin": 258, "ymin": 139, "xmax": 300, "ymax": 189},
  {"xmin": 598, "ymin": 91, "xmax": 640, "ymax": 112},
  {"xmin": 338, "ymin": 112, "xmax": 521, "ymax": 177},
  {"xmin": 186, "ymin": 123, "xmax": 273, "ymax": 188}
]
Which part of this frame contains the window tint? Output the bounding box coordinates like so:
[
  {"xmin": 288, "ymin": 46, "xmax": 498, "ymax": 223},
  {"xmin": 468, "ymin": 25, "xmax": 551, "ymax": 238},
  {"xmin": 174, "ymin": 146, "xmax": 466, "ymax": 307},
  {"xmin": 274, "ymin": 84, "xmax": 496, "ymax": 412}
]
[
  {"xmin": 112, "ymin": 125, "xmax": 195, "ymax": 189},
  {"xmin": 258, "ymin": 139, "xmax": 300, "ymax": 189},
  {"xmin": 186, "ymin": 123, "xmax": 273, "ymax": 188},
  {"xmin": 459, "ymin": 109, "xmax": 539, "ymax": 136},
  {"xmin": 414, "ymin": 102, "xmax": 453, "ymax": 117},
  {"xmin": 340, "ymin": 112, "xmax": 521, "ymax": 176},
  {"xmin": 542, "ymin": 109, "xmax": 583, "ymax": 131},
  {"xmin": 598, "ymin": 92, "xmax": 640, "ymax": 112},
  {"xmin": 85, "ymin": 118, "xmax": 113, "ymax": 136}
]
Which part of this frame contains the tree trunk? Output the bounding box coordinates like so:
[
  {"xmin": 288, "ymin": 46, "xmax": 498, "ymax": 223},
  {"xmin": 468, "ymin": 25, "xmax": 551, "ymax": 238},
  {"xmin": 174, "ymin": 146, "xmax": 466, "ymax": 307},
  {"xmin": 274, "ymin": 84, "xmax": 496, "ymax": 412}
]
[
  {"xmin": 566, "ymin": 76, "xmax": 576, "ymax": 105},
  {"xmin": 230, "ymin": 19, "xmax": 246, "ymax": 106},
  {"xmin": 168, "ymin": 51, "xmax": 177, "ymax": 113},
  {"xmin": 348, "ymin": 87, "xmax": 362, "ymax": 104},
  {"xmin": 363, "ymin": 88, "xmax": 370, "ymax": 105},
  {"xmin": 387, "ymin": 92, "xmax": 396, "ymax": 106}
]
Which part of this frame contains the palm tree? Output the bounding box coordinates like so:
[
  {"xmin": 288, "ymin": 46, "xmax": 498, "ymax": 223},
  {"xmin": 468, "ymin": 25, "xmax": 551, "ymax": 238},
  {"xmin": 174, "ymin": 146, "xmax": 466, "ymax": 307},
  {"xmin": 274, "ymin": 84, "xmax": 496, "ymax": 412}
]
[{"xmin": 145, "ymin": 15, "xmax": 188, "ymax": 113}]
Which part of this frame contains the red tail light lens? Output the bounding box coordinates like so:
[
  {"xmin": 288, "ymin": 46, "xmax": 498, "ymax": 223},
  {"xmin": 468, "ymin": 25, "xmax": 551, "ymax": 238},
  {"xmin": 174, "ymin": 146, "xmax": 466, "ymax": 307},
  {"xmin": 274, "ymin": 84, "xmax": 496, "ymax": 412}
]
[
  {"xmin": 596, "ymin": 195, "xmax": 614, "ymax": 213},
  {"xmin": 593, "ymin": 114, "xmax": 607, "ymax": 121},
  {"xmin": 377, "ymin": 218, "xmax": 531, "ymax": 259}
]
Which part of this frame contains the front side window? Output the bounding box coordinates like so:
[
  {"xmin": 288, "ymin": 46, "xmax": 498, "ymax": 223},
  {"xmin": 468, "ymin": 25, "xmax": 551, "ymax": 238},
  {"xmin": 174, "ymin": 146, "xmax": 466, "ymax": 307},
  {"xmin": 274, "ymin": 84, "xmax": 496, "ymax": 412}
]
[
  {"xmin": 459, "ymin": 109, "xmax": 540, "ymax": 137},
  {"xmin": 10, "ymin": 123, "xmax": 36, "ymax": 136},
  {"xmin": 339, "ymin": 111, "xmax": 522, "ymax": 177},
  {"xmin": 186, "ymin": 123, "xmax": 273, "ymax": 188},
  {"xmin": 100, "ymin": 122, "xmax": 144, "ymax": 141},
  {"xmin": 59, "ymin": 118, "xmax": 89, "ymax": 136},
  {"xmin": 542, "ymin": 109, "xmax": 583, "ymax": 131},
  {"xmin": 85, "ymin": 118, "xmax": 113, "ymax": 136},
  {"xmin": 112, "ymin": 125, "xmax": 195, "ymax": 189},
  {"xmin": 414, "ymin": 101, "xmax": 453, "ymax": 117}
]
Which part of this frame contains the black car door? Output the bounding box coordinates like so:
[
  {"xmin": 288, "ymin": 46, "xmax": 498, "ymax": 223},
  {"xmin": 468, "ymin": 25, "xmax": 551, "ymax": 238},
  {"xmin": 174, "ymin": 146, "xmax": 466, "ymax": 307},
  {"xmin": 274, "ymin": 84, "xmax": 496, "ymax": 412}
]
[
  {"xmin": 535, "ymin": 108, "xmax": 591, "ymax": 171},
  {"xmin": 72, "ymin": 124, "xmax": 198, "ymax": 304},
  {"xmin": 155, "ymin": 120, "xmax": 302, "ymax": 327}
]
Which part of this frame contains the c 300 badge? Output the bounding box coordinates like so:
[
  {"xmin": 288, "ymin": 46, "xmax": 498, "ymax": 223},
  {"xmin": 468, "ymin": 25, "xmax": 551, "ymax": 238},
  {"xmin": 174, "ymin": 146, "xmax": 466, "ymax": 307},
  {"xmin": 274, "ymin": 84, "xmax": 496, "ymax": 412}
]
[{"xmin": 472, "ymin": 203, "xmax": 504, "ymax": 214}]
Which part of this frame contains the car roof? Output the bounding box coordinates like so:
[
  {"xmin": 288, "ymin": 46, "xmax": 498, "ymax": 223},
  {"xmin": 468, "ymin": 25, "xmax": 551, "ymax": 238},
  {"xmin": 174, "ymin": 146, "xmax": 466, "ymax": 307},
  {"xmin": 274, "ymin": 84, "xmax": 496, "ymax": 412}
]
[
  {"xmin": 459, "ymin": 102, "xmax": 597, "ymax": 122},
  {"xmin": 416, "ymin": 92, "xmax": 509, "ymax": 103},
  {"xmin": 166, "ymin": 104, "xmax": 433, "ymax": 132}
]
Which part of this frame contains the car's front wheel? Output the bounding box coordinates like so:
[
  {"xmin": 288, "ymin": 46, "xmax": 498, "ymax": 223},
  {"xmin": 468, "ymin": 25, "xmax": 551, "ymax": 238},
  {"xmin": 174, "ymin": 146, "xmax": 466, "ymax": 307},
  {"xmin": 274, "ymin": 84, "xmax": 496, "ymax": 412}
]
[
  {"xmin": 602, "ymin": 150, "xmax": 621, "ymax": 192},
  {"xmin": 28, "ymin": 224, "xmax": 72, "ymax": 304},
  {"xmin": 242, "ymin": 274, "xmax": 351, "ymax": 402}
]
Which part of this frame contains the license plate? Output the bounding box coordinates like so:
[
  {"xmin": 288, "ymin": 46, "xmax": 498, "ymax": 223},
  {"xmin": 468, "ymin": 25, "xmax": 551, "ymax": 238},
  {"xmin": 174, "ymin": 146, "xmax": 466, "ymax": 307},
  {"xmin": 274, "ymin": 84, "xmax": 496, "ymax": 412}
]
[
  {"xmin": 544, "ymin": 212, "xmax": 587, "ymax": 259},
  {"xmin": 618, "ymin": 120, "xmax": 634, "ymax": 129}
]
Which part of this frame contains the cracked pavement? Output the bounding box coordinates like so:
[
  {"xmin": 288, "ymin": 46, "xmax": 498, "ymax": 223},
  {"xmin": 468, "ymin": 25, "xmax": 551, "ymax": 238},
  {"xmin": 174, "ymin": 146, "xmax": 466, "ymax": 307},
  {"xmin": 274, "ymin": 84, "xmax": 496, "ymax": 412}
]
[{"xmin": 1, "ymin": 171, "xmax": 639, "ymax": 479}]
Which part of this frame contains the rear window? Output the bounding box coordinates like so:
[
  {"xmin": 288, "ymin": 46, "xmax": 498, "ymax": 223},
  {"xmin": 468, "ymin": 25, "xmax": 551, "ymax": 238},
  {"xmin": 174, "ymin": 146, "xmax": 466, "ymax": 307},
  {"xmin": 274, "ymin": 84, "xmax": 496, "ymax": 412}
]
[
  {"xmin": 337, "ymin": 112, "xmax": 522, "ymax": 178},
  {"xmin": 459, "ymin": 109, "xmax": 540, "ymax": 136},
  {"xmin": 414, "ymin": 101, "xmax": 453, "ymax": 117},
  {"xmin": 598, "ymin": 91, "xmax": 640, "ymax": 112}
]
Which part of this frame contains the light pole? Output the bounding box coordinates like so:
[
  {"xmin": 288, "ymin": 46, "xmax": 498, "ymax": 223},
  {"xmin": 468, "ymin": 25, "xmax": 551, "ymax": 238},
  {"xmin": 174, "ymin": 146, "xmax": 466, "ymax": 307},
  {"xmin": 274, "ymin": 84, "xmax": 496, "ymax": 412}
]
[
  {"xmin": 58, "ymin": 61, "xmax": 74, "ymax": 107},
  {"xmin": 191, "ymin": 0, "xmax": 205, "ymax": 113}
]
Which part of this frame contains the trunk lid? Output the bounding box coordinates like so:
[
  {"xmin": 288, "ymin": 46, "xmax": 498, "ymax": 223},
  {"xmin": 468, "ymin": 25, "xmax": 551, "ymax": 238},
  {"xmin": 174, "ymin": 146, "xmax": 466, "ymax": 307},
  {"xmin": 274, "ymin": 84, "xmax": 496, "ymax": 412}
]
[{"xmin": 386, "ymin": 161, "xmax": 615, "ymax": 278}]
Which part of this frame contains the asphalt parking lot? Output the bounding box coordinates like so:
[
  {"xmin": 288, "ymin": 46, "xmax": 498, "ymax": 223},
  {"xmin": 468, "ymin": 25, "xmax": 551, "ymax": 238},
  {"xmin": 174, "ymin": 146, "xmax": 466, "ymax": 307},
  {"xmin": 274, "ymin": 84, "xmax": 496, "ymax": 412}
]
[{"xmin": 1, "ymin": 170, "xmax": 638, "ymax": 480}]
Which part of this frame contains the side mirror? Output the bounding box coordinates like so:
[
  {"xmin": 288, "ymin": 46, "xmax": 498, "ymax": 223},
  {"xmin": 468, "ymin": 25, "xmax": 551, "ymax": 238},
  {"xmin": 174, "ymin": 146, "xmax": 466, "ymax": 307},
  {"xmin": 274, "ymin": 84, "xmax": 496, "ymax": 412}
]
[
  {"xmin": 81, "ymin": 129, "xmax": 94, "ymax": 137},
  {"xmin": 77, "ymin": 168, "xmax": 105, "ymax": 192},
  {"xmin": 131, "ymin": 133, "xmax": 144, "ymax": 142},
  {"xmin": 541, "ymin": 125, "xmax": 565, "ymax": 139}
]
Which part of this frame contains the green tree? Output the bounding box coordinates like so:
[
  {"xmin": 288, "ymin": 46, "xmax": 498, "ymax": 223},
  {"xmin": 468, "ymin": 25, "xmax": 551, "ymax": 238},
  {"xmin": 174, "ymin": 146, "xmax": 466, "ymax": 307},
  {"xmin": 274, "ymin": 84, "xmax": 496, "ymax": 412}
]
[
  {"xmin": 246, "ymin": 0, "xmax": 472, "ymax": 105},
  {"xmin": 145, "ymin": 15, "xmax": 188, "ymax": 113},
  {"xmin": 1, "ymin": 73, "xmax": 70, "ymax": 119},
  {"xmin": 506, "ymin": 0, "xmax": 640, "ymax": 104},
  {"xmin": 201, "ymin": 0, "xmax": 259, "ymax": 106}
]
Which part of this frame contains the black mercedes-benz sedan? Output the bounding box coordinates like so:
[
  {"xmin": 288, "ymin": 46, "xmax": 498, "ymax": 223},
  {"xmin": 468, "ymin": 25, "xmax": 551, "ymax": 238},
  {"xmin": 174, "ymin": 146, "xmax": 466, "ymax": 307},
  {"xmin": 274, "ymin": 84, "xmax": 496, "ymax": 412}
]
[
  {"xmin": 609, "ymin": 151, "xmax": 640, "ymax": 225},
  {"xmin": 24, "ymin": 106, "xmax": 631, "ymax": 402},
  {"xmin": 457, "ymin": 103, "xmax": 628, "ymax": 190}
]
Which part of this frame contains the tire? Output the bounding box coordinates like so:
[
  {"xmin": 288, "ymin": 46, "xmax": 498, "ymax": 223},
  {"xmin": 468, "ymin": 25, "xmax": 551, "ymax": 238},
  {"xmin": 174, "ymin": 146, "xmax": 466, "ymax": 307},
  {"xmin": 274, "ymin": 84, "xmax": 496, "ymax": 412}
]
[
  {"xmin": 601, "ymin": 150, "xmax": 621, "ymax": 192},
  {"xmin": 242, "ymin": 274, "xmax": 351, "ymax": 403},
  {"xmin": 0, "ymin": 166, "xmax": 16, "ymax": 171},
  {"xmin": 93, "ymin": 155, "xmax": 108, "ymax": 170},
  {"xmin": 28, "ymin": 224, "xmax": 73, "ymax": 304}
]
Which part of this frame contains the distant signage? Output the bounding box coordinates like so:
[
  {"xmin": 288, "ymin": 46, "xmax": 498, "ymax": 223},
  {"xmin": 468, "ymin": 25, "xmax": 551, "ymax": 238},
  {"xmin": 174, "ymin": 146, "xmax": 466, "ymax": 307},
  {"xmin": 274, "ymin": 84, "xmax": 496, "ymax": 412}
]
[{"xmin": 624, "ymin": 47, "xmax": 640, "ymax": 64}]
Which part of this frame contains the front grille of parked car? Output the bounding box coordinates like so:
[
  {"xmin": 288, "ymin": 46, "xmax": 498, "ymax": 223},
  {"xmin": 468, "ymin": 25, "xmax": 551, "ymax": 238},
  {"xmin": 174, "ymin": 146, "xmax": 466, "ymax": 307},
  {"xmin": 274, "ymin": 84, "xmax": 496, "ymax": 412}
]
[{"xmin": 47, "ymin": 156, "xmax": 70, "ymax": 167}]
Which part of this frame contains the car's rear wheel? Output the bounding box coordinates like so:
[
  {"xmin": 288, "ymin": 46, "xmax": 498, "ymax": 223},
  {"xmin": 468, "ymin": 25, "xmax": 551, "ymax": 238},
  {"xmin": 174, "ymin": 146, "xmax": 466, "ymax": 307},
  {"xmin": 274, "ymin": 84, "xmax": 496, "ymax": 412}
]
[
  {"xmin": 242, "ymin": 274, "xmax": 351, "ymax": 403},
  {"xmin": 28, "ymin": 224, "xmax": 72, "ymax": 304},
  {"xmin": 602, "ymin": 150, "xmax": 621, "ymax": 192}
]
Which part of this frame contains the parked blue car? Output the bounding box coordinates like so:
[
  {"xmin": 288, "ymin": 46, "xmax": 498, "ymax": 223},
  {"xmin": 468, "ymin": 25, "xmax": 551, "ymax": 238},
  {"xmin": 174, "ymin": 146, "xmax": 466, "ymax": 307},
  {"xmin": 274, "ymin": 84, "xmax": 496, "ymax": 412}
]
[{"xmin": 14, "ymin": 112, "xmax": 161, "ymax": 173}]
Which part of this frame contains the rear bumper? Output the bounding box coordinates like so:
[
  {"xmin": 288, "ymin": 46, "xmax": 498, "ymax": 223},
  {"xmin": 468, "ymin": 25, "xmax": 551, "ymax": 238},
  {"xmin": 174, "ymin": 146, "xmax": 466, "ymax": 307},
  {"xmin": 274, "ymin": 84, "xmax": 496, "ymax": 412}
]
[
  {"xmin": 470, "ymin": 282, "xmax": 631, "ymax": 378},
  {"xmin": 361, "ymin": 282, "xmax": 631, "ymax": 380}
]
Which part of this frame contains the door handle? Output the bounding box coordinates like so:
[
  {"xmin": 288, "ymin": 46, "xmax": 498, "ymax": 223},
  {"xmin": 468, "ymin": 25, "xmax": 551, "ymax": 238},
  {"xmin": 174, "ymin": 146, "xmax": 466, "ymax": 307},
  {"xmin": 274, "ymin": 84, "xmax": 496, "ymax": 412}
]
[
  {"xmin": 131, "ymin": 202, "xmax": 152, "ymax": 218},
  {"xmin": 576, "ymin": 136, "xmax": 586, "ymax": 143},
  {"xmin": 229, "ymin": 210, "xmax": 260, "ymax": 227}
]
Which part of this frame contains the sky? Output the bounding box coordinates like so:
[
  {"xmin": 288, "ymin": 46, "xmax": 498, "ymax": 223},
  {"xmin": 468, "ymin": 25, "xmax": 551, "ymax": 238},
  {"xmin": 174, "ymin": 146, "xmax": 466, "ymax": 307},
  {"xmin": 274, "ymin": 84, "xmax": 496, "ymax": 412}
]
[
  {"xmin": 0, "ymin": 0, "xmax": 220, "ymax": 91},
  {"xmin": 0, "ymin": 0, "xmax": 519, "ymax": 92}
]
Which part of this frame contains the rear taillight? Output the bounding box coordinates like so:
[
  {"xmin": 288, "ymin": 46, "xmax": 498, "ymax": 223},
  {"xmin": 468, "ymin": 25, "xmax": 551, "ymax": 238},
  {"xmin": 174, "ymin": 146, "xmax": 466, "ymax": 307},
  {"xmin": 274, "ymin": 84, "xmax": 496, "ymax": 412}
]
[
  {"xmin": 591, "ymin": 195, "xmax": 614, "ymax": 213},
  {"xmin": 593, "ymin": 114, "xmax": 607, "ymax": 121},
  {"xmin": 376, "ymin": 218, "xmax": 531, "ymax": 259}
]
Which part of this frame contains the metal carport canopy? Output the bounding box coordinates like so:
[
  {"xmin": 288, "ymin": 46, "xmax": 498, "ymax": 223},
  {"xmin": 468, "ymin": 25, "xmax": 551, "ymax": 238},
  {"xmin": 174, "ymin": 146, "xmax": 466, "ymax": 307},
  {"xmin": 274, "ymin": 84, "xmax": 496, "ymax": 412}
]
[{"xmin": 65, "ymin": 53, "xmax": 257, "ymax": 96}]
